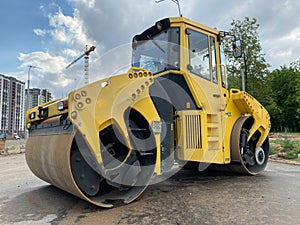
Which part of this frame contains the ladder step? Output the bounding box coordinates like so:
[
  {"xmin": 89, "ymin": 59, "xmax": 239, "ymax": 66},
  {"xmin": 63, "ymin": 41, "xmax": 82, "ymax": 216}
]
[
  {"xmin": 208, "ymin": 137, "xmax": 219, "ymax": 142},
  {"xmin": 207, "ymin": 123, "xmax": 219, "ymax": 128},
  {"xmin": 208, "ymin": 148, "xmax": 220, "ymax": 151}
]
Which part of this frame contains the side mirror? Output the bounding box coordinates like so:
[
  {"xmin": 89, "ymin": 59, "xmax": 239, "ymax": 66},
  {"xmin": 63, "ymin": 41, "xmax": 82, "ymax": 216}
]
[{"xmin": 233, "ymin": 39, "xmax": 242, "ymax": 58}]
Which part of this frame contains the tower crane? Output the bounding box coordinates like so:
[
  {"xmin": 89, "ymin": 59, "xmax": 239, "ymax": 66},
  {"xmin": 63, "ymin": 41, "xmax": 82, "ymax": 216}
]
[{"xmin": 66, "ymin": 45, "xmax": 96, "ymax": 84}]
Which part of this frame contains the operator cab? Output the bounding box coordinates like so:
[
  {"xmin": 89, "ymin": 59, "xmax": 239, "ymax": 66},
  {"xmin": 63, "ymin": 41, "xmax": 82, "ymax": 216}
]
[
  {"xmin": 132, "ymin": 17, "xmax": 241, "ymax": 88},
  {"xmin": 132, "ymin": 17, "xmax": 243, "ymax": 172}
]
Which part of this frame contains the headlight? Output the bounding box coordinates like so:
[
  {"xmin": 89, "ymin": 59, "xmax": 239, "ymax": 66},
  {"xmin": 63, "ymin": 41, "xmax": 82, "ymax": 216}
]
[
  {"xmin": 58, "ymin": 100, "xmax": 68, "ymax": 111},
  {"xmin": 29, "ymin": 112, "xmax": 36, "ymax": 119}
]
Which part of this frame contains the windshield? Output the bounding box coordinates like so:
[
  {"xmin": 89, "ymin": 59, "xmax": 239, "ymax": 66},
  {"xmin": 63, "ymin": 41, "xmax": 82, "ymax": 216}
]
[{"xmin": 132, "ymin": 27, "xmax": 180, "ymax": 74}]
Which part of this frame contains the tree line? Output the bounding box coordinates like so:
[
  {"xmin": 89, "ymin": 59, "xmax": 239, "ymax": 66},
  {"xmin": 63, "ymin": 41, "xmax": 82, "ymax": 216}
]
[{"xmin": 224, "ymin": 17, "xmax": 300, "ymax": 132}]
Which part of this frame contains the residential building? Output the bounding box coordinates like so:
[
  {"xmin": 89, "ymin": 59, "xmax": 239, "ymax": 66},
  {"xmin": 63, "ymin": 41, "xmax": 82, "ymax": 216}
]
[
  {"xmin": 0, "ymin": 74, "xmax": 25, "ymax": 137},
  {"xmin": 41, "ymin": 89, "xmax": 52, "ymax": 104},
  {"xmin": 25, "ymin": 88, "xmax": 53, "ymax": 111}
]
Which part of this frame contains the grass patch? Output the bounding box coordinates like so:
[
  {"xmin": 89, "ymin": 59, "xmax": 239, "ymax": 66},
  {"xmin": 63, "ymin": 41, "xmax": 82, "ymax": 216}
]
[
  {"xmin": 287, "ymin": 149, "xmax": 300, "ymax": 159},
  {"xmin": 270, "ymin": 133, "xmax": 300, "ymax": 160}
]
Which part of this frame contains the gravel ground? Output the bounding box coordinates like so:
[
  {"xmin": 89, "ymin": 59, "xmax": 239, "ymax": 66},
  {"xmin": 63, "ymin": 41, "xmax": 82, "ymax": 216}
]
[{"xmin": 1, "ymin": 153, "xmax": 300, "ymax": 225}]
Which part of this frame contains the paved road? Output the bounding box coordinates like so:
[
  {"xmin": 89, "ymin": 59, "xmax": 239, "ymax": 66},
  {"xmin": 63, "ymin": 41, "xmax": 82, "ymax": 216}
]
[{"xmin": 0, "ymin": 154, "xmax": 300, "ymax": 225}]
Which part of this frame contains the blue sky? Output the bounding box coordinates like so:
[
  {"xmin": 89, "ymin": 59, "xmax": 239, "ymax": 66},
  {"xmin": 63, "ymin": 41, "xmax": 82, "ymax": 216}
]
[
  {"xmin": 1, "ymin": 0, "xmax": 300, "ymax": 98},
  {"xmin": 0, "ymin": 0, "xmax": 45, "ymax": 72},
  {"xmin": 0, "ymin": 0, "xmax": 72, "ymax": 73}
]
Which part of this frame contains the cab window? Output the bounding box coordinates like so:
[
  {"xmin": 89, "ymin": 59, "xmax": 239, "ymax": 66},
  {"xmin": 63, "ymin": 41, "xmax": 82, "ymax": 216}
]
[
  {"xmin": 219, "ymin": 44, "xmax": 227, "ymax": 88},
  {"xmin": 187, "ymin": 29, "xmax": 217, "ymax": 84},
  {"xmin": 132, "ymin": 27, "xmax": 180, "ymax": 74},
  {"xmin": 210, "ymin": 36, "xmax": 218, "ymax": 84}
]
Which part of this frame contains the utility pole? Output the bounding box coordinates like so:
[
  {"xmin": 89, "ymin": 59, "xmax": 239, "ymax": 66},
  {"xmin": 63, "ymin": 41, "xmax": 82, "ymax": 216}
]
[
  {"xmin": 25, "ymin": 65, "xmax": 41, "ymax": 139},
  {"xmin": 27, "ymin": 65, "xmax": 42, "ymax": 111},
  {"xmin": 243, "ymin": 54, "xmax": 248, "ymax": 91},
  {"xmin": 241, "ymin": 69, "xmax": 245, "ymax": 91}
]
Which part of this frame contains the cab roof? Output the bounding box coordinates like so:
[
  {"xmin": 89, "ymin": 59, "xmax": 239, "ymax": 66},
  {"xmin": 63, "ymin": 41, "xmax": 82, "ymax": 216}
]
[{"xmin": 133, "ymin": 16, "xmax": 219, "ymax": 43}]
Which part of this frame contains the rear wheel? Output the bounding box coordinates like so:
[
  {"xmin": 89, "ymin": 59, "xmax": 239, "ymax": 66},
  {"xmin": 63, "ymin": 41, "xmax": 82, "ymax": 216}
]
[{"xmin": 230, "ymin": 116, "xmax": 269, "ymax": 175}]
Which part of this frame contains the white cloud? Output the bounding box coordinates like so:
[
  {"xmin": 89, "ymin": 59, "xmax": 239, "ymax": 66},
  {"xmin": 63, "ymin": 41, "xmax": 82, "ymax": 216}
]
[
  {"xmin": 18, "ymin": 51, "xmax": 67, "ymax": 73},
  {"xmin": 19, "ymin": 5, "xmax": 99, "ymax": 98},
  {"xmin": 47, "ymin": 8, "xmax": 92, "ymax": 48},
  {"xmin": 33, "ymin": 28, "xmax": 47, "ymax": 36},
  {"xmin": 280, "ymin": 27, "xmax": 300, "ymax": 42},
  {"xmin": 68, "ymin": 0, "xmax": 95, "ymax": 8},
  {"xmin": 18, "ymin": 51, "xmax": 75, "ymax": 97},
  {"xmin": 62, "ymin": 48, "xmax": 80, "ymax": 58},
  {"xmin": 16, "ymin": 0, "xmax": 300, "ymax": 98}
]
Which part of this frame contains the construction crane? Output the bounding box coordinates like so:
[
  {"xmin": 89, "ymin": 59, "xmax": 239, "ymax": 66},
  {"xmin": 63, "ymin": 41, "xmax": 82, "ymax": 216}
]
[{"xmin": 66, "ymin": 45, "xmax": 96, "ymax": 84}]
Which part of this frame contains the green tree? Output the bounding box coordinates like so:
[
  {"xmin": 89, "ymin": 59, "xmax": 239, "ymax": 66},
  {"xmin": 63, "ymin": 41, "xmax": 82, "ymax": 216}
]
[
  {"xmin": 290, "ymin": 60, "xmax": 300, "ymax": 128},
  {"xmin": 267, "ymin": 66, "xmax": 300, "ymax": 131},
  {"xmin": 224, "ymin": 17, "xmax": 270, "ymax": 106},
  {"xmin": 291, "ymin": 60, "xmax": 300, "ymax": 123},
  {"xmin": 291, "ymin": 59, "xmax": 300, "ymax": 71}
]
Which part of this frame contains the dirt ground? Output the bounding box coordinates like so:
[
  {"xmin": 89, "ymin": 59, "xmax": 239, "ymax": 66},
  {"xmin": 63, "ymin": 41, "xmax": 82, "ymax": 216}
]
[
  {"xmin": 268, "ymin": 132, "xmax": 300, "ymax": 164},
  {"xmin": 269, "ymin": 132, "xmax": 300, "ymax": 141},
  {"xmin": 1, "ymin": 133, "xmax": 300, "ymax": 224},
  {"xmin": 1, "ymin": 154, "xmax": 300, "ymax": 225}
]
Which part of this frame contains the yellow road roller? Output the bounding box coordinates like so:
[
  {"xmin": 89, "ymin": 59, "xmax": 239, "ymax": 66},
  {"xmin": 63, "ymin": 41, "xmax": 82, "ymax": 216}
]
[{"xmin": 25, "ymin": 17, "xmax": 271, "ymax": 208}]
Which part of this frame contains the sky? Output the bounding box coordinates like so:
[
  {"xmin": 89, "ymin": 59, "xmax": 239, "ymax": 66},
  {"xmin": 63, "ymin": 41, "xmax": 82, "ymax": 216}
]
[{"xmin": 0, "ymin": 0, "xmax": 299, "ymax": 98}]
